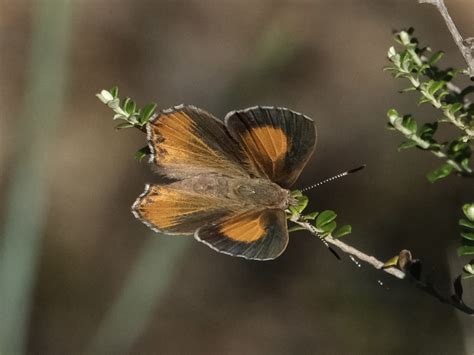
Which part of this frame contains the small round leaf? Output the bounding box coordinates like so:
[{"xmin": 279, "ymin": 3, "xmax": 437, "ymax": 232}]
[
  {"xmin": 333, "ymin": 225, "xmax": 352, "ymax": 238},
  {"xmin": 315, "ymin": 210, "xmax": 337, "ymax": 228}
]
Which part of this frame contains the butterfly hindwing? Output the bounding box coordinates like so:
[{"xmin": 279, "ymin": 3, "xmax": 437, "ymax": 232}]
[
  {"xmin": 147, "ymin": 105, "xmax": 252, "ymax": 179},
  {"xmin": 224, "ymin": 106, "xmax": 316, "ymax": 188},
  {"xmin": 195, "ymin": 209, "xmax": 289, "ymax": 260},
  {"xmin": 132, "ymin": 182, "xmax": 241, "ymax": 235}
]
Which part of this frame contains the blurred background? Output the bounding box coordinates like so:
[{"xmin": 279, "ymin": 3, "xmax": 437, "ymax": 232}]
[{"xmin": 1, "ymin": 0, "xmax": 473, "ymax": 354}]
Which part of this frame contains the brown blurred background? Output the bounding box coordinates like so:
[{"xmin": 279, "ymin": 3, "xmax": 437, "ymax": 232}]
[{"xmin": 1, "ymin": 0, "xmax": 473, "ymax": 354}]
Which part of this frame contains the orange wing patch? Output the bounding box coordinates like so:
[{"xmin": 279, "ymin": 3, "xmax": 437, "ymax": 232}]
[
  {"xmin": 241, "ymin": 126, "xmax": 288, "ymax": 177},
  {"xmin": 152, "ymin": 111, "xmax": 219, "ymax": 166},
  {"xmin": 132, "ymin": 184, "xmax": 235, "ymax": 235},
  {"xmin": 219, "ymin": 211, "xmax": 266, "ymax": 242},
  {"xmin": 225, "ymin": 106, "xmax": 316, "ymax": 188},
  {"xmin": 195, "ymin": 209, "xmax": 289, "ymax": 260}
]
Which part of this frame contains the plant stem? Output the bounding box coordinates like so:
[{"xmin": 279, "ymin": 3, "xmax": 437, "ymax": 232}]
[
  {"xmin": 390, "ymin": 115, "xmax": 472, "ymax": 175},
  {"xmin": 292, "ymin": 220, "xmax": 406, "ymax": 279},
  {"xmin": 418, "ymin": 0, "xmax": 474, "ymax": 78},
  {"xmin": 292, "ymin": 218, "xmax": 474, "ymax": 315}
]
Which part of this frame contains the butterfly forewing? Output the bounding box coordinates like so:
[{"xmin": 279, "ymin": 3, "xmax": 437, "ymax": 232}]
[
  {"xmin": 225, "ymin": 106, "xmax": 316, "ymax": 188},
  {"xmin": 147, "ymin": 105, "xmax": 254, "ymax": 179}
]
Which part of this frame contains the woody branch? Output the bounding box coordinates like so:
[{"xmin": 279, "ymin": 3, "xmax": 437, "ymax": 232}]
[
  {"xmin": 418, "ymin": 0, "xmax": 474, "ymax": 78},
  {"xmin": 293, "ymin": 219, "xmax": 474, "ymax": 315},
  {"xmin": 292, "ymin": 219, "xmax": 406, "ymax": 279}
]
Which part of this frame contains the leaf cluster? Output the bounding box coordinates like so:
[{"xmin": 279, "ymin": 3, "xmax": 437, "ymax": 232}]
[
  {"xmin": 459, "ymin": 203, "xmax": 474, "ymax": 279},
  {"xmin": 386, "ymin": 28, "xmax": 474, "ymax": 281},
  {"xmin": 96, "ymin": 87, "xmax": 157, "ymax": 131},
  {"xmin": 96, "ymin": 87, "xmax": 157, "ymax": 160},
  {"xmin": 287, "ymin": 190, "xmax": 352, "ymax": 239},
  {"xmin": 385, "ymin": 28, "xmax": 473, "ymax": 182}
]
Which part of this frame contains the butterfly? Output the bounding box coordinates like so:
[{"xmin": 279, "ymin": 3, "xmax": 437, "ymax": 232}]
[{"xmin": 132, "ymin": 105, "xmax": 316, "ymax": 260}]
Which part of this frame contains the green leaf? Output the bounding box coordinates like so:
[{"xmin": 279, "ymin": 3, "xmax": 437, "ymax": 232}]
[
  {"xmin": 288, "ymin": 206, "xmax": 299, "ymax": 216},
  {"xmin": 333, "ymin": 225, "xmax": 352, "ymax": 238},
  {"xmin": 140, "ymin": 103, "xmax": 157, "ymax": 124},
  {"xmin": 115, "ymin": 122, "xmax": 135, "ymax": 130},
  {"xmin": 288, "ymin": 225, "xmax": 306, "ymax": 233},
  {"xmin": 448, "ymin": 141, "xmax": 469, "ymax": 154},
  {"xmin": 302, "ymin": 211, "xmax": 319, "ymax": 220},
  {"xmin": 315, "ymin": 210, "xmax": 337, "ymax": 228},
  {"xmin": 428, "ymin": 80, "xmax": 445, "ymax": 95},
  {"xmin": 124, "ymin": 99, "xmax": 137, "ymax": 115},
  {"xmin": 398, "ymin": 140, "xmax": 417, "ymax": 151},
  {"xmin": 418, "ymin": 97, "xmax": 432, "ymax": 105},
  {"xmin": 109, "ymin": 86, "xmax": 119, "ymax": 98},
  {"xmin": 292, "ymin": 196, "xmax": 309, "ymax": 215},
  {"xmin": 447, "ymin": 102, "xmax": 463, "ymax": 114},
  {"xmin": 134, "ymin": 146, "xmax": 150, "ymax": 162},
  {"xmin": 290, "ymin": 190, "xmax": 303, "ymax": 198},
  {"xmin": 428, "ymin": 51, "xmax": 444, "ymax": 65},
  {"xmin": 419, "ymin": 122, "xmax": 438, "ymax": 140},
  {"xmin": 402, "ymin": 115, "xmax": 417, "ymax": 133},
  {"xmin": 387, "ymin": 109, "xmax": 401, "ymax": 126},
  {"xmin": 383, "ymin": 255, "xmax": 399, "ymax": 268},
  {"xmin": 461, "ymin": 232, "xmax": 474, "ymax": 241},
  {"xmin": 458, "ymin": 245, "xmax": 474, "ymax": 256},
  {"xmin": 122, "ymin": 97, "xmax": 130, "ymax": 110},
  {"xmin": 401, "ymin": 86, "xmax": 417, "ymax": 93},
  {"xmin": 320, "ymin": 221, "xmax": 337, "ymax": 235},
  {"xmin": 463, "ymin": 204, "xmax": 474, "ymax": 221},
  {"xmin": 460, "ymin": 158, "xmax": 471, "ymax": 171},
  {"xmin": 459, "ymin": 218, "xmax": 474, "ymax": 229},
  {"xmin": 427, "ymin": 163, "xmax": 453, "ymax": 183}
]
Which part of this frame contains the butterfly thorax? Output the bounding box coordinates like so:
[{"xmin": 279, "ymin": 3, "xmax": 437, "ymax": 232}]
[{"xmin": 172, "ymin": 174, "xmax": 289, "ymax": 210}]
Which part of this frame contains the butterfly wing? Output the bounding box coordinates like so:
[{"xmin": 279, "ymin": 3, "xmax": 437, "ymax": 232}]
[
  {"xmin": 132, "ymin": 183, "xmax": 241, "ymax": 235},
  {"xmin": 147, "ymin": 105, "xmax": 254, "ymax": 179},
  {"xmin": 224, "ymin": 106, "xmax": 316, "ymax": 188},
  {"xmin": 195, "ymin": 209, "xmax": 288, "ymax": 260},
  {"xmin": 132, "ymin": 181, "xmax": 289, "ymax": 260}
]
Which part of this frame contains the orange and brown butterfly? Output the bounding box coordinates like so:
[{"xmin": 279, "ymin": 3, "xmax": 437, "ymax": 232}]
[{"xmin": 131, "ymin": 105, "xmax": 316, "ymax": 260}]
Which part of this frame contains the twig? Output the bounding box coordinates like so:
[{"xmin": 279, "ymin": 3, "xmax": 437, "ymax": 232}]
[
  {"xmin": 292, "ymin": 219, "xmax": 474, "ymax": 315},
  {"xmin": 293, "ymin": 220, "xmax": 406, "ymax": 279},
  {"xmin": 418, "ymin": 0, "xmax": 474, "ymax": 78}
]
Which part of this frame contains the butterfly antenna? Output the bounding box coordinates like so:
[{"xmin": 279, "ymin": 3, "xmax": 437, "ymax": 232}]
[
  {"xmin": 301, "ymin": 164, "xmax": 366, "ymax": 192},
  {"xmin": 305, "ymin": 222, "xmax": 342, "ymax": 260}
]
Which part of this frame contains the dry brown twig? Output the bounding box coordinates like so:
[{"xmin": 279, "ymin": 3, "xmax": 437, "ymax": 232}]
[
  {"xmin": 292, "ymin": 219, "xmax": 406, "ymax": 278},
  {"xmin": 418, "ymin": 0, "xmax": 474, "ymax": 78},
  {"xmin": 292, "ymin": 218, "xmax": 474, "ymax": 315}
]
